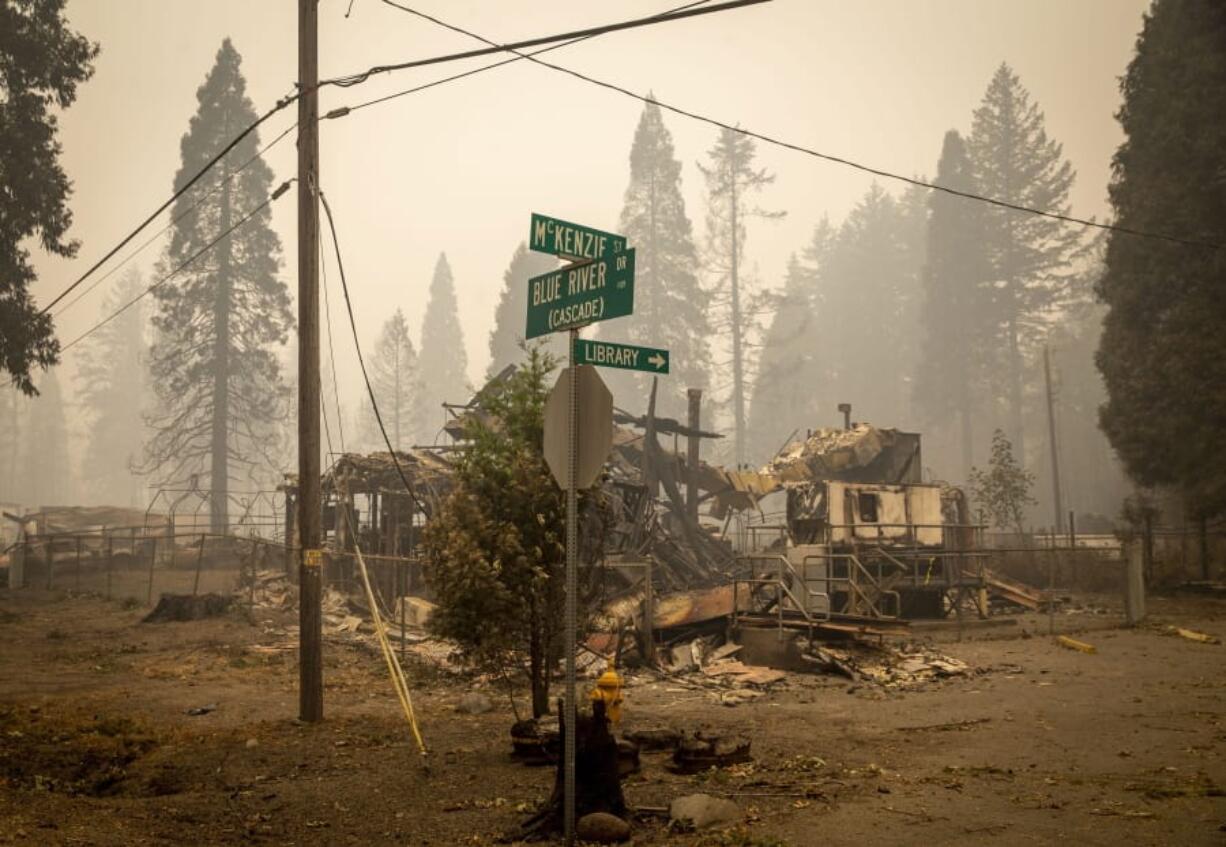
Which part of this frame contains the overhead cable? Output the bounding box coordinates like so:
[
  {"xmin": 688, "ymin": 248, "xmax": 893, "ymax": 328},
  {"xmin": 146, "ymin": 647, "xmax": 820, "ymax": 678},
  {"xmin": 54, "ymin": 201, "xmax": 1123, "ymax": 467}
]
[
  {"xmin": 39, "ymin": 0, "xmax": 768, "ymax": 313},
  {"xmin": 60, "ymin": 180, "xmax": 293, "ymax": 354},
  {"xmin": 53, "ymin": 122, "xmax": 298, "ymax": 318},
  {"xmin": 318, "ymin": 188, "xmax": 429, "ymax": 516},
  {"xmin": 380, "ymin": 0, "xmax": 1222, "ymax": 251}
]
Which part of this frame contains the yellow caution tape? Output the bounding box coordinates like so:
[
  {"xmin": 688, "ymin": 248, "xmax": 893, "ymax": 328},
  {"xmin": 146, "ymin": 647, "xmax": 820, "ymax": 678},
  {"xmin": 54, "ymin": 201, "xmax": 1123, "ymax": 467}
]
[{"xmin": 341, "ymin": 506, "xmax": 427, "ymax": 757}]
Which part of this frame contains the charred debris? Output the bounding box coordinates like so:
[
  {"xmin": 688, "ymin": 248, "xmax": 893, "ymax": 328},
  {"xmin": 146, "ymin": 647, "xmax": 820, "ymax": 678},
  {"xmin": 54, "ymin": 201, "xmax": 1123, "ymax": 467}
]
[{"xmin": 271, "ymin": 367, "xmax": 1039, "ymax": 676}]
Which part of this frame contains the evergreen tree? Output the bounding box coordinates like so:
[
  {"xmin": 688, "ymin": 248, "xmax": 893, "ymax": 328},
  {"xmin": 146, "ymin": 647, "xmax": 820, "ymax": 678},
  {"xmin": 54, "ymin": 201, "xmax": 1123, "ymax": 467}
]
[
  {"xmin": 740, "ymin": 253, "xmax": 818, "ymax": 463},
  {"xmin": 699, "ymin": 126, "xmax": 784, "ymax": 465},
  {"xmin": 818, "ymin": 184, "xmax": 920, "ymax": 428},
  {"xmin": 1097, "ymin": 0, "xmax": 1226, "ymax": 519},
  {"xmin": 76, "ymin": 269, "xmax": 147, "ymax": 506},
  {"xmin": 968, "ymin": 63, "xmax": 1082, "ymax": 465},
  {"xmin": 745, "ymin": 225, "xmax": 827, "ymax": 463},
  {"xmin": 0, "ymin": 1, "xmax": 98, "ymax": 393},
  {"xmin": 19, "ymin": 369, "xmax": 72, "ymax": 506},
  {"xmin": 143, "ymin": 39, "xmax": 292, "ymax": 531},
  {"xmin": 418, "ymin": 253, "xmax": 468, "ymax": 443},
  {"xmin": 1042, "ymin": 277, "xmax": 1127, "ymax": 521},
  {"xmin": 486, "ymin": 243, "xmax": 560, "ymax": 381},
  {"xmin": 358, "ymin": 308, "xmax": 424, "ymax": 451},
  {"xmin": 423, "ymin": 347, "xmax": 612, "ymax": 718},
  {"xmin": 913, "ymin": 131, "xmax": 992, "ymax": 479},
  {"xmin": 598, "ymin": 98, "xmax": 710, "ymax": 418}
]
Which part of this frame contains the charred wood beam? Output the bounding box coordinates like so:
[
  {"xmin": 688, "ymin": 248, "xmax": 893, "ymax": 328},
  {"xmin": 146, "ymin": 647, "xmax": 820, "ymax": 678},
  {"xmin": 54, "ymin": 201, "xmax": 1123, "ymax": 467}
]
[{"xmin": 613, "ymin": 408, "xmax": 722, "ymax": 440}]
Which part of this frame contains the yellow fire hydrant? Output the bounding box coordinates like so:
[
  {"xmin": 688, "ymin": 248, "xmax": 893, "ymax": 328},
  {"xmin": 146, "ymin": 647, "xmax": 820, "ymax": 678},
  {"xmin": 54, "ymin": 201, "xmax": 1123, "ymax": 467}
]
[{"xmin": 589, "ymin": 664, "xmax": 624, "ymax": 725}]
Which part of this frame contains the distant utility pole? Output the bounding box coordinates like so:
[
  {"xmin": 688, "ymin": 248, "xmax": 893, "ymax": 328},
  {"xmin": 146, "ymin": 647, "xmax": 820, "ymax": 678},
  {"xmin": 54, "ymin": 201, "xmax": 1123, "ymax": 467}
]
[
  {"xmin": 298, "ymin": 0, "xmax": 323, "ymax": 722},
  {"xmin": 1043, "ymin": 345, "xmax": 1063, "ymax": 535}
]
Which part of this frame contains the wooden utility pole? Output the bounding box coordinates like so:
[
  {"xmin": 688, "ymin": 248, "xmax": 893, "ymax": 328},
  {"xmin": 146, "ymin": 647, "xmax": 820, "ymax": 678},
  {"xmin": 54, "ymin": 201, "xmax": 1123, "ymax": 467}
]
[
  {"xmin": 1043, "ymin": 345, "xmax": 1064, "ymax": 534},
  {"xmin": 297, "ymin": 0, "xmax": 323, "ymax": 723}
]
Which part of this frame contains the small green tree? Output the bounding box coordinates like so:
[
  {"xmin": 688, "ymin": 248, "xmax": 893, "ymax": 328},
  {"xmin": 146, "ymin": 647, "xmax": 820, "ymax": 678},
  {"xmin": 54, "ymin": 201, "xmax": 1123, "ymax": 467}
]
[
  {"xmin": 423, "ymin": 347, "xmax": 610, "ymax": 717},
  {"xmin": 968, "ymin": 429, "xmax": 1036, "ymax": 534}
]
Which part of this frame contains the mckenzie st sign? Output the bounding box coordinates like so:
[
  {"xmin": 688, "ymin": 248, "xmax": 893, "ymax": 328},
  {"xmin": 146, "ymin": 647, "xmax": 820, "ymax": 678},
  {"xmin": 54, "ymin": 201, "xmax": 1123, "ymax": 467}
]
[{"xmin": 529, "ymin": 213, "xmax": 628, "ymax": 261}]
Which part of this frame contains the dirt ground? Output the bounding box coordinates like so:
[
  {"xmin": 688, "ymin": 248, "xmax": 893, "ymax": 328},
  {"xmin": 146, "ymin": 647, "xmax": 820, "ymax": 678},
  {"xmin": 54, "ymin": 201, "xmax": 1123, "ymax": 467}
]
[{"xmin": 0, "ymin": 588, "xmax": 1223, "ymax": 846}]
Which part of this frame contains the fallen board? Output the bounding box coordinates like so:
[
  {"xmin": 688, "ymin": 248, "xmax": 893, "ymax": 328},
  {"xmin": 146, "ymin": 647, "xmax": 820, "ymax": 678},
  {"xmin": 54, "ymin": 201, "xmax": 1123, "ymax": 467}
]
[{"xmin": 982, "ymin": 567, "xmax": 1044, "ymax": 610}]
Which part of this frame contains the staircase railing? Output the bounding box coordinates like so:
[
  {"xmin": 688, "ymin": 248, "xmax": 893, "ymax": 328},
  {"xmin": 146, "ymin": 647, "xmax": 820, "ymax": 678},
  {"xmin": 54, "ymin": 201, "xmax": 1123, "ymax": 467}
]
[{"xmin": 798, "ymin": 551, "xmax": 902, "ymax": 619}]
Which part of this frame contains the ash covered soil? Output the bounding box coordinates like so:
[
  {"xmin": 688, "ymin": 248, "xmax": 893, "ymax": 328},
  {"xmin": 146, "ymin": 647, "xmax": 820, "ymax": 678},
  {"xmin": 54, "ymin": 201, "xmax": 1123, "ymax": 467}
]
[{"xmin": 0, "ymin": 590, "xmax": 1223, "ymax": 846}]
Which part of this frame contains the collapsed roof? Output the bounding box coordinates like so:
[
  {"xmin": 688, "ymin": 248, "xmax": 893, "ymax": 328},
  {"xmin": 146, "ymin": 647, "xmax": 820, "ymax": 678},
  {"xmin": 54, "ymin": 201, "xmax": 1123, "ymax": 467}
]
[{"xmin": 766, "ymin": 424, "xmax": 923, "ymax": 485}]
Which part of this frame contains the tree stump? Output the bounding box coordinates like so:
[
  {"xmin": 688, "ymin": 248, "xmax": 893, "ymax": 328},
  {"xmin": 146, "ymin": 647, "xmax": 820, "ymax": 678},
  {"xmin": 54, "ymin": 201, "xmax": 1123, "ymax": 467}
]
[
  {"xmin": 512, "ymin": 699, "xmax": 627, "ymax": 841},
  {"xmin": 142, "ymin": 593, "xmax": 232, "ymax": 623}
]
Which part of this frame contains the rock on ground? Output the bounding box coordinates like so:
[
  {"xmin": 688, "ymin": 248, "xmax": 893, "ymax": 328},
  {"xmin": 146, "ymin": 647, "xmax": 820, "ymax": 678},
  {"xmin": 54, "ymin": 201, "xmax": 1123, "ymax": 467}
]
[
  {"xmin": 455, "ymin": 692, "xmax": 493, "ymax": 715},
  {"xmin": 669, "ymin": 793, "xmax": 741, "ymax": 830},
  {"xmin": 576, "ymin": 811, "xmax": 631, "ymax": 843}
]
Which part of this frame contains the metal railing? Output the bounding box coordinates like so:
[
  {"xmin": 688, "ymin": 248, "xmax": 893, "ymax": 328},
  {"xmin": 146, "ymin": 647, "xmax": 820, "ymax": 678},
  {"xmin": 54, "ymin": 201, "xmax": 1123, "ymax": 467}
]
[
  {"xmin": 734, "ymin": 552, "xmax": 831, "ymax": 620},
  {"xmin": 5, "ymin": 528, "xmax": 424, "ymax": 613},
  {"xmin": 797, "ymin": 551, "xmax": 902, "ymax": 620},
  {"xmin": 731, "ymin": 552, "xmax": 829, "ymax": 642}
]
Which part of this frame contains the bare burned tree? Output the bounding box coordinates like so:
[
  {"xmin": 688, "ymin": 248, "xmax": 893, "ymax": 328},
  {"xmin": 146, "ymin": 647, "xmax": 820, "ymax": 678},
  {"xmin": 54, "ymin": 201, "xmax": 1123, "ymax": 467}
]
[{"xmin": 699, "ymin": 127, "xmax": 783, "ymax": 467}]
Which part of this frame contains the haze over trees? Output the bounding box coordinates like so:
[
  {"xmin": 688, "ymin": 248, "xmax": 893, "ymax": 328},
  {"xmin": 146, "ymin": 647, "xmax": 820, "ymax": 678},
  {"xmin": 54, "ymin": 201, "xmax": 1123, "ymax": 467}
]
[
  {"xmin": 142, "ymin": 39, "xmax": 292, "ymax": 532},
  {"xmin": 0, "ymin": 0, "xmax": 97, "ymax": 393},
  {"xmin": 968, "ymin": 63, "xmax": 1082, "ymax": 467},
  {"xmin": 913, "ymin": 131, "xmax": 991, "ymax": 479},
  {"xmin": 18, "ymin": 369, "xmax": 73, "ymax": 507},
  {"xmin": 733, "ymin": 61, "xmax": 1127, "ymax": 528},
  {"xmin": 358, "ymin": 308, "xmax": 425, "ymax": 452},
  {"xmin": 700, "ymin": 127, "xmax": 783, "ymax": 466},
  {"xmin": 598, "ymin": 99, "xmax": 709, "ymax": 420},
  {"xmin": 816, "ymin": 182, "xmax": 926, "ymax": 431},
  {"xmin": 0, "ymin": 388, "xmax": 19, "ymax": 504},
  {"xmin": 486, "ymin": 243, "xmax": 560, "ymax": 381},
  {"xmin": 76, "ymin": 269, "xmax": 147, "ymax": 506},
  {"xmin": 745, "ymin": 254, "xmax": 818, "ymax": 462},
  {"xmin": 1097, "ymin": 0, "xmax": 1226, "ymax": 525},
  {"xmin": 417, "ymin": 253, "xmax": 468, "ymax": 445}
]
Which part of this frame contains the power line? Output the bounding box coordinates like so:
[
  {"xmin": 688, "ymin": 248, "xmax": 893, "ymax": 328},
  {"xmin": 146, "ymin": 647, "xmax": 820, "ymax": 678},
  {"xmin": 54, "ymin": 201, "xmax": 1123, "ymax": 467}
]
[
  {"xmin": 347, "ymin": 0, "xmax": 718, "ymax": 113},
  {"xmin": 323, "ymin": 0, "xmax": 767, "ymax": 89},
  {"xmin": 318, "ymin": 188, "xmax": 428, "ymax": 515},
  {"xmin": 53, "ymin": 122, "xmax": 298, "ymax": 318},
  {"xmin": 348, "ymin": 0, "xmax": 717, "ymax": 115},
  {"xmin": 39, "ymin": 0, "xmax": 767, "ymax": 315},
  {"xmin": 43, "ymin": 99, "xmax": 301, "ymax": 314},
  {"xmin": 61, "ymin": 180, "xmax": 293, "ymax": 354},
  {"xmin": 381, "ymin": 0, "xmax": 1223, "ymax": 251},
  {"xmin": 318, "ymin": 226, "xmax": 348, "ymax": 452}
]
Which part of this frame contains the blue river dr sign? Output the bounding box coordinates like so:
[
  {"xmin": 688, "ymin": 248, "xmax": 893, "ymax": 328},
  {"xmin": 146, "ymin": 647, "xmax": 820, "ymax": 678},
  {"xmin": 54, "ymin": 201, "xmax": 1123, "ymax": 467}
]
[{"xmin": 525, "ymin": 248, "xmax": 636, "ymax": 339}]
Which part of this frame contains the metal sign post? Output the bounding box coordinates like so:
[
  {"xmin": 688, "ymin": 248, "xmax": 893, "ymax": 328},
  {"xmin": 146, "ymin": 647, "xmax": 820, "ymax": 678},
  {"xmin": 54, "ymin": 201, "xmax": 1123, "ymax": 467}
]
[
  {"xmin": 527, "ymin": 213, "xmax": 653, "ymax": 846},
  {"xmin": 563, "ymin": 327, "xmax": 578, "ymax": 846}
]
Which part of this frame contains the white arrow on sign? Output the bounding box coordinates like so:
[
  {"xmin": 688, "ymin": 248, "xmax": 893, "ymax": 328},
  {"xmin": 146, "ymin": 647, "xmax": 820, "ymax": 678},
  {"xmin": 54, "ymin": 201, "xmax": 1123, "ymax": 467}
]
[{"xmin": 647, "ymin": 353, "xmax": 666, "ymax": 370}]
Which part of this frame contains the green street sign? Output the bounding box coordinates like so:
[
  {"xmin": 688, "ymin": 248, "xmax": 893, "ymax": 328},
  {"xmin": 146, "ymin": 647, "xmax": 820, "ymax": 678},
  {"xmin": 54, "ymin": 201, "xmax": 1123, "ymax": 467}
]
[
  {"xmin": 525, "ymin": 248, "xmax": 636, "ymax": 339},
  {"xmin": 530, "ymin": 213, "xmax": 628, "ymax": 261},
  {"xmin": 574, "ymin": 339, "xmax": 669, "ymax": 374}
]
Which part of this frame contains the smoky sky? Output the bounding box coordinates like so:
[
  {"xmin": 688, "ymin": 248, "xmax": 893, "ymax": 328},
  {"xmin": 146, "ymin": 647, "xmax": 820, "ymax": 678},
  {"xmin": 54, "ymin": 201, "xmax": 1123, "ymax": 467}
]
[{"xmin": 34, "ymin": 0, "xmax": 1148, "ymax": 410}]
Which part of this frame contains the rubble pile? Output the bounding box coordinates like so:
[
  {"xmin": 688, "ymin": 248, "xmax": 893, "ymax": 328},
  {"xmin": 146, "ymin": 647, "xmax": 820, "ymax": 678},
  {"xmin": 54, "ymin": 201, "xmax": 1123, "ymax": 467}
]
[
  {"xmin": 242, "ymin": 569, "xmax": 463, "ymax": 671},
  {"xmin": 802, "ymin": 641, "xmax": 972, "ymax": 689}
]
